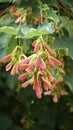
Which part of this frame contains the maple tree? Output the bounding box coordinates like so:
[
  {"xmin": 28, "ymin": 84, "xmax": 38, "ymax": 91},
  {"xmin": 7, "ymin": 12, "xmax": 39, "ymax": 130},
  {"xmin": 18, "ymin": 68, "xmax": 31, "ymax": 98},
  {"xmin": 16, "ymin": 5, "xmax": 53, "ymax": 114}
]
[{"xmin": 0, "ymin": 0, "xmax": 73, "ymax": 130}]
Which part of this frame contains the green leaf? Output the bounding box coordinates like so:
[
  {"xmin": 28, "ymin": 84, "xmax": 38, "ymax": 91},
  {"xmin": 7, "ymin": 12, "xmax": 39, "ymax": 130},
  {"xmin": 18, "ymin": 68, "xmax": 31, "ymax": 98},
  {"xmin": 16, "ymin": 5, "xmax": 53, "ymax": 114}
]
[
  {"xmin": 42, "ymin": 0, "xmax": 58, "ymax": 7},
  {"xmin": 48, "ymin": 9, "xmax": 59, "ymax": 23},
  {"xmin": 21, "ymin": 23, "xmax": 55, "ymax": 38},
  {"xmin": 64, "ymin": 58, "xmax": 73, "ymax": 92},
  {"xmin": 0, "ymin": 34, "xmax": 18, "ymax": 59},
  {"xmin": 7, "ymin": 35, "xmax": 18, "ymax": 54},
  {"xmin": 65, "ymin": 75, "xmax": 73, "ymax": 92},
  {"xmin": 0, "ymin": 26, "xmax": 18, "ymax": 35},
  {"xmin": 24, "ymin": 28, "xmax": 39, "ymax": 38},
  {"xmin": 0, "ymin": 0, "xmax": 10, "ymax": 2},
  {"xmin": 61, "ymin": 17, "xmax": 73, "ymax": 38},
  {"xmin": 65, "ymin": 20, "xmax": 73, "ymax": 38},
  {"xmin": 54, "ymin": 36, "xmax": 73, "ymax": 59},
  {"xmin": 0, "ymin": 33, "xmax": 10, "ymax": 59},
  {"xmin": 0, "ymin": 16, "xmax": 14, "ymax": 26},
  {"xmin": 21, "ymin": 26, "xmax": 30, "ymax": 35},
  {"xmin": 37, "ymin": 22, "xmax": 55, "ymax": 33},
  {"xmin": 61, "ymin": 0, "xmax": 73, "ymax": 8},
  {"xmin": 23, "ymin": 40, "xmax": 30, "ymax": 53}
]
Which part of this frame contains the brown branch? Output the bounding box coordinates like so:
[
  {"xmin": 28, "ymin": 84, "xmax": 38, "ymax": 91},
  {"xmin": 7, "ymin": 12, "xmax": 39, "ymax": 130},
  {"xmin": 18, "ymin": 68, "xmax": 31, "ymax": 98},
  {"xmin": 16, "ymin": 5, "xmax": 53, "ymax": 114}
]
[
  {"xmin": 57, "ymin": 0, "xmax": 73, "ymax": 18},
  {"xmin": 0, "ymin": 2, "xmax": 17, "ymax": 16}
]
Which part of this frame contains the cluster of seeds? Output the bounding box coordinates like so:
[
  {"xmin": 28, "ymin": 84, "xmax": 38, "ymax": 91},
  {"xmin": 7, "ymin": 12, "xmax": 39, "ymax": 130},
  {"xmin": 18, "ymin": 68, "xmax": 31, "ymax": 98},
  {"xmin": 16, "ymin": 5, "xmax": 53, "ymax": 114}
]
[{"xmin": 1, "ymin": 38, "xmax": 67, "ymax": 102}]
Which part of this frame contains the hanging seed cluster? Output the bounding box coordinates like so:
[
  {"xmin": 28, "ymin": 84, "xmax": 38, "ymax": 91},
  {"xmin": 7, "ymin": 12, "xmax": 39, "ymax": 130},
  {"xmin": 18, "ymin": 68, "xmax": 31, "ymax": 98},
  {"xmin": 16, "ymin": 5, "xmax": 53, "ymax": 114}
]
[{"xmin": 1, "ymin": 37, "xmax": 67, "ymax": 102}]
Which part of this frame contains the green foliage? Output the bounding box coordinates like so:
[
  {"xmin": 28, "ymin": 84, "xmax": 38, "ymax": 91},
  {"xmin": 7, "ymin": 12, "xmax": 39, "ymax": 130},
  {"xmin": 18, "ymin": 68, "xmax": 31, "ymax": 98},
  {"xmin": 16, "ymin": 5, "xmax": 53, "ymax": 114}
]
[
  {"xmin": 0, "ymin": 23, "xmax": 55, "ymax": 39},
  {"xmin": 0, "ymin": 33, "xmax": 9, "ymax": 59},
  {"xmin": 0, "ymin": 0, "xmax": 73, "ymax": 130},
  {"xmin": 61, "ymin": 0, "xmax": 73, "ymax": 8},
  {"xmin": 55, "ymin": 36, "xmax": 73, "ymax": 59},
  {"xmin": 60, "ymin": 17, "xmax": 73, "ymax": 38},
  {"xmin": 0, "ymin": 26, "xmax": 18, "ymax": 35}
]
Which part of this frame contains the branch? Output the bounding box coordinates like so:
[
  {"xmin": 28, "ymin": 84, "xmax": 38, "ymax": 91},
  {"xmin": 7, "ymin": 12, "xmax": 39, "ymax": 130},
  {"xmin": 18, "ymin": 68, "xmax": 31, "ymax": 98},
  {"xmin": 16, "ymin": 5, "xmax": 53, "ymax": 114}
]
[{"xmin": 57, "ymin": 0, "xmax": 73, "ymax": 18}]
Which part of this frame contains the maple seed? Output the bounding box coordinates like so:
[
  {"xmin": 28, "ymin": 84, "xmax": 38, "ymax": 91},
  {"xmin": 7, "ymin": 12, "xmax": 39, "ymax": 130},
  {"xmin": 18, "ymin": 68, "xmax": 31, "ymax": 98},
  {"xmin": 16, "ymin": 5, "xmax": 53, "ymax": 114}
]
[
  {"xmin": 18, "ymin": 64, "xmax": 28, "ymax": 70},
  {"xmin": 15, "ymin": 17, "xmax": 21, "ymax": 23},
  {"xmin": 34, "ymin": 75, "xmax": 42, "ymax": 99},
  {"xmin": 36, "ymin": 56, "xmax": 46, "ymax": 69},
  {"xmin": 22, "ymin": 81, "xmax": 30, "ymax": 88},
  {"xmin": 44, "ymin": 44, "xmax": 56, "ymax": 56},
  {"xmin": 53, "ymin": 95, "xmax": 58, "ymax": 103},
  {"xmin": 47, "ymin": 72, "xmax": 54, "ymax": 82},
  {"xmin": 32, "ymin": 41, "xmax": 36, "ymax": 47},
  {"xmin": 1, "ymin": 55, "xmax": 12, "ymax": 63},
  {"xmin": 6, "ymin": 63, "xmax": 12, "ymax": 71},
  {"xmin": 34, "ymin": 43, "xmax": 40, "ymax": 53},
  {"xmin": 47, "ymin": 58, "xmax": 55, "ymax": 68},
  {"xmin": 44, "ymin": 80, "xmax": 53, "ymax": 90},
  {"xmin": 51, "ymin": 58, "xmax": 62, "ymax": 66},
  {"xmin": 18, "ymin": 73, "xmax": 29, "ymax": 81},
  {"xmin": 35, "ymin": 86, "xmax": 42, "ymax": 99},
  {"xmin": 44, "ymin": 90, "xmax": 53, "ymax": 95},
  {"xmin": 11, "ymin": 65, "xmax": 18, "ymax": 75}
]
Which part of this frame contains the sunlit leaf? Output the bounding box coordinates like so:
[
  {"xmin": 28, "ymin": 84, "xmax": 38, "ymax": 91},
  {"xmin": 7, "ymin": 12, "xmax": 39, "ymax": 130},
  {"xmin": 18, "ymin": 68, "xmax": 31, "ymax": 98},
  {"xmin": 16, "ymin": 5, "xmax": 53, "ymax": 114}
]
[
  {"xmin": 0, "ymin": 26, "xmax": 18, "ymax": 35},
  {"xmin": 22, "ymin": 23, "xmax": 55, "ymax": 38}
]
